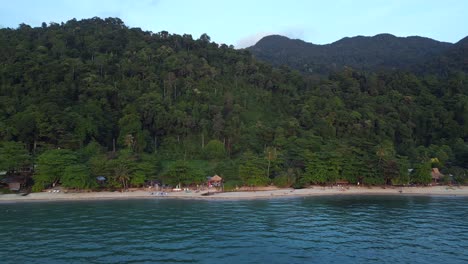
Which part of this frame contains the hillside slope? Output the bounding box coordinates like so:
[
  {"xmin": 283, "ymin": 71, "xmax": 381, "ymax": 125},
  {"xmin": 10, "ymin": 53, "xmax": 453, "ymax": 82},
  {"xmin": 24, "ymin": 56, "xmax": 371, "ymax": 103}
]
[
  {"xmin": 248, "ymin": 34, "xmax": 453, "ymax": 74},
  {"xmin": 0, "ymin": 18, "xmax": 466, "ymax": 191}
]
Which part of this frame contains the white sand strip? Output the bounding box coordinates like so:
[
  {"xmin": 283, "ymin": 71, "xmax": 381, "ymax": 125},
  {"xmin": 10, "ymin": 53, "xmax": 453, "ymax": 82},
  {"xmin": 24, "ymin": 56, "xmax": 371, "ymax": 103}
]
[{"xmin": 0, "ymin": 186, "xmax": 466, "ymax": 202}]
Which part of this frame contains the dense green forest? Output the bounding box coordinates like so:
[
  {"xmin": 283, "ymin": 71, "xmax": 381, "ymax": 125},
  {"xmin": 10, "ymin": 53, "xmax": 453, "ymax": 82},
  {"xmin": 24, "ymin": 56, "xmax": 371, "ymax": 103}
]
[{"xmin": 0, "ymin": 18, "xmax": 466, "ymax": 192}]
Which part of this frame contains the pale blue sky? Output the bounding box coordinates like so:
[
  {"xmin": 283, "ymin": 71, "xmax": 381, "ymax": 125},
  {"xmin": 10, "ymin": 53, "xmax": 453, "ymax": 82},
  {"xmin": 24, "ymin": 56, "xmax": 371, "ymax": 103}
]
[{"xmin": 0, "ymin": 0, "xmax": 466, "ymax": 48}]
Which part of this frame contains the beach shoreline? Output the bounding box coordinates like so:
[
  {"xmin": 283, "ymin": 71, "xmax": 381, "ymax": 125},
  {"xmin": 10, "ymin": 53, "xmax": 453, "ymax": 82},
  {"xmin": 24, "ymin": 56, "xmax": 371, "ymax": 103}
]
[{"xmin": 0, "ymin": 185, "xmax": 467, "ymax": 203}]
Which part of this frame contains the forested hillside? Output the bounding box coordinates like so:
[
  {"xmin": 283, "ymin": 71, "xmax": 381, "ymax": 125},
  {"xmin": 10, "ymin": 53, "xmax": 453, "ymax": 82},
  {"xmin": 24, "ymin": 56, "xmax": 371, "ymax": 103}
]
[
  {"xmin": 0, "ymin": 18, "xmax": 466, "ymax": 192},
  {"xmin": 248, "ymin": 34, "xmax": 453, "ymax": 74}
]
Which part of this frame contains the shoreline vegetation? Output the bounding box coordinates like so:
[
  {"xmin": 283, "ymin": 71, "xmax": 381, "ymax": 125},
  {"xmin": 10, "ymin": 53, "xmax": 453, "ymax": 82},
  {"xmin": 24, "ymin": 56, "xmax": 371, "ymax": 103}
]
[
  {"xmin": 1, "ymin": 186, "xmax": 467, "ymax": 202},
  {"xmin": 0, "ymin": 18, "xmax": 467, "ymax": 195}
]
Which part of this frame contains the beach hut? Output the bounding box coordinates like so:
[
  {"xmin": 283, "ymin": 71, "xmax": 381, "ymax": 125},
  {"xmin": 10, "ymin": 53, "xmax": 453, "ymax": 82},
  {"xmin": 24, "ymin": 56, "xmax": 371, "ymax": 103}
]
[
  {"xmin": 335, "ymin": 179, "xmax": 349, "ymax": 185},
  {"xmin": 431, "ymin": 168, "xmax": 443, "ymax": 183},
  {"xmin": 0, "ymin": 177, "xmax": 23, "ymax": 191},
  {"xmin": 208, "ymin": 175, "xmax": 223, "ymax": 187}
]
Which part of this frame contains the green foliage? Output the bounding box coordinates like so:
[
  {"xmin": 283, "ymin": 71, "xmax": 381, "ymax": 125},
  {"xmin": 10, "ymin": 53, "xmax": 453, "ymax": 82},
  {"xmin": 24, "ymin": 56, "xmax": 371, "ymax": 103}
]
[
  {"xmin": 440, "ymin": 175, "xmax": 451, "ymax": 185},
  {"xmin": 0, "ymin": 141, "xmax": 31, "ymax": 173},
  {"xmin": 412, "ymin": 161, "xmax": 432, "ymax": 184},
  {"xmin": 363, "ymin": 176, "xmax": 386, "ymax": 185},
  {"xmin": 88, "ymin": 154, "xmax": 109, "ymax": 179},
  {"xmin": 302, "ymin": 152, "xmax": 340, "ymax": 185},
  {"xmin": 223, "ymin": 180, "xmax": 243, "ymax": 191},
  {"xmin": 33, "ymin": 149, "xmax": 79, "ymax": 191},
  {"xmin": 135, "ymin": 154, "xmax": 160, "ymax": 181},
  {"xmin": 106, "ymin": 150, "xmax": 138, "ymax": 189},
  {"xmin": 392, "ymin": 156, "xmax": 410, "ymax": 185},
  {"xmin": 211, "ymin": 159, "xmax": 240, "ymax": 183},
  {"xmin": 203, "ymin": 140, "xmax": 226, "ymax": 160},
  {"xmin": 78, "ymin": 141, "xmax": 104, "ymax": 161},
  {"xmin": 130, "ymin": 172, "xmax": 147, "ymax": 187},
  {"xmin": 118, "ymin": 110, "xmax": 147, "ymax": 153},
  {"xmin": 239, "ymin": 152, "xmax": 269, "ymax": 186},
  {"xmin": 302, "ymin": 160, "xmax": 328, "ymax": 185},
  {"xmin": 448, "ymin": 167, "xmax": 467, "ymax": 184},
  {"xmin": 272, "ymin": 174, "xmax": 295, "ymax": 188},
  {"xmin": 62, "ymin": 164, "xmax": 96, "ymax": 189},
  {"xmin": 163, "ymin": 160, "xmax": 205, "ymax": 186},
  {"xmin": 0, "ymin": 188, "xmax": 14, "ymax": 194}
]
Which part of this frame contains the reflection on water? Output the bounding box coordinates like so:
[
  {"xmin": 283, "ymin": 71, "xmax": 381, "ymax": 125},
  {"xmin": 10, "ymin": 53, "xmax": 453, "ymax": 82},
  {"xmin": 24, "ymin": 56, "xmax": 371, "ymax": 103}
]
[{"xmin": 1, "ymin": 196, "xmax": 467, "ymax": 264}]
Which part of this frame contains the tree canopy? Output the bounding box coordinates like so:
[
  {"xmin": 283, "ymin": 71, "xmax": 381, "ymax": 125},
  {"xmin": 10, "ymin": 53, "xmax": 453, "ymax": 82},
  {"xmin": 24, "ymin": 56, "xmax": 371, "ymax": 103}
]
[{"xmin": 0, "ymin": 17, "xmax": 466, "ymax": 191}]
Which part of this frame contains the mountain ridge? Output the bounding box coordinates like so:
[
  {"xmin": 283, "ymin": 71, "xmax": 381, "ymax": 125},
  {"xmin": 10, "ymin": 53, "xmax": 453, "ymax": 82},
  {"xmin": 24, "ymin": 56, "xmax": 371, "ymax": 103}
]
[{"xmin": 247, "ymin": 33, "xmax": 456, "ymax": 74}]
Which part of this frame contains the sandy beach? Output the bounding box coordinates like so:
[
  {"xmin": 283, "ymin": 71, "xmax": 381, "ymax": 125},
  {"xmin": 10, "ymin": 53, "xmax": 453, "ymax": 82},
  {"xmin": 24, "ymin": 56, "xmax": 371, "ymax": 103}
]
[{"xmin": 0, "ymin": 185, "xmax": 467, "ymax": 202}]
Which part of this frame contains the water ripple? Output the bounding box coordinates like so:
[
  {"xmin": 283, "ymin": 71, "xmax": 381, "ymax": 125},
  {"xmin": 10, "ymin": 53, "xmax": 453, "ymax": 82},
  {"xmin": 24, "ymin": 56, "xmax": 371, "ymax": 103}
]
[{"xmin": 0, "ymin": 196, "xmax": 467, "ymax": 264}]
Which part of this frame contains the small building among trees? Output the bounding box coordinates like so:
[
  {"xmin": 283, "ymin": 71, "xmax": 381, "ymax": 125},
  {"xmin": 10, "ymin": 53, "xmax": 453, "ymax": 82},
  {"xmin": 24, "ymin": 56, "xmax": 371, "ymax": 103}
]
[
  {"xmin": 208, "ymin": 175, "xmax": 223, "ymax": 187},
  {"xmin": 431, "ymin": 168, "xmax": 443, "ymax": 183},
  {"xmin": 1, "ymin": 176, "xmax": 25, "ymax": 191}
]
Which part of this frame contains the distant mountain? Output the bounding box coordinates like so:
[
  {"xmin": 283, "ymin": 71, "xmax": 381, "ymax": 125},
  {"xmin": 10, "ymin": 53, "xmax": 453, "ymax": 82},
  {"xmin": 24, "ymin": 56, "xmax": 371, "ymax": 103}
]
[
  {"xmin": 422, "ymin": 36, "xmax": 468, "ymax": 75},
  {"xmin": 247, "ymin": 34, "xmax": 454, "ymax": 74}
]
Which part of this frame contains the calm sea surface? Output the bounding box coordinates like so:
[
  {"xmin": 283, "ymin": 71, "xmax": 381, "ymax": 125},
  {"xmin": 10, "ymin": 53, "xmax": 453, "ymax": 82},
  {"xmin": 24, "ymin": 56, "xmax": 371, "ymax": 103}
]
[{"xmin": 1, "ymin": 196, "xmax": 467, "ymax": 264}]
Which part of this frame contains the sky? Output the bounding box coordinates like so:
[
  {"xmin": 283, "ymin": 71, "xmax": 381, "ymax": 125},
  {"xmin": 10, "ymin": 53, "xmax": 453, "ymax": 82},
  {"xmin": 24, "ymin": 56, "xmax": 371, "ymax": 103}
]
[{"xmin": 0, "ymin": 0, "xmax": 467, "ymax": 48}]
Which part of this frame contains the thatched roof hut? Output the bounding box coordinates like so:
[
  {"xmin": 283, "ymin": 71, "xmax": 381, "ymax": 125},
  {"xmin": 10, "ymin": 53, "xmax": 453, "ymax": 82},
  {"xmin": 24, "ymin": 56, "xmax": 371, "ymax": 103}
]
[
  {"xmin": 431, "ymin": 168, "xmax": 443, "ymax": 182},
  {"xmin": 210, "ymin": 175, "xmax": 222, "ymax": 182}
]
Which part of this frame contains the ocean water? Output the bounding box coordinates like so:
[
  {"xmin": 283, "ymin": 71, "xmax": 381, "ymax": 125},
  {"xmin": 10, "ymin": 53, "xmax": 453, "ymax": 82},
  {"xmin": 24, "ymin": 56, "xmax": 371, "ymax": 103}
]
[{"xmin": 1, "ymin": 196, "xmax": 467, "ymax": 264}]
